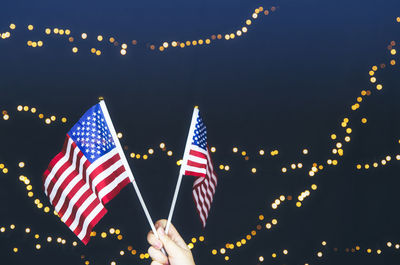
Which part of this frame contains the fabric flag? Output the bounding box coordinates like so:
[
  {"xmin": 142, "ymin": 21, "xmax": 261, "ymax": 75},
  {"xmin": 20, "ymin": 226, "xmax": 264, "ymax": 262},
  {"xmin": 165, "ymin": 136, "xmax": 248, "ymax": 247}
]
[
  {"xmin": 181, "ymin": 108, "xmax": 218, "ymax": 227},
  {"xmin": 42, "ymin": 103, "xmax": 132, "ymax": 244}
]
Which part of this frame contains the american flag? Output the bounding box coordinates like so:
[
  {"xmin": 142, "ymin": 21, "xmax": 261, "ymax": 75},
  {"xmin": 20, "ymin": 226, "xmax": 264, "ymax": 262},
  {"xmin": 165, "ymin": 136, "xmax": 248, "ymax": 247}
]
[
  {"xmin": 181, "ymin": 108, "xmax": 217, "ymax": 227},
  {"xmin": 43, "ymin": 103, "xmax": 132, "ymax": 244}
]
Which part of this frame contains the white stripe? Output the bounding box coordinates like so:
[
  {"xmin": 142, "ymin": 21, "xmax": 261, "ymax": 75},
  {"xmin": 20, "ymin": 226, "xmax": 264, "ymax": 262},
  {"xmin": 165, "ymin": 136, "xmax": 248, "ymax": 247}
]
[
  {"xmin": 69, "ymin": 194, "xmax": 97, "ymax": 231},
  {"xmin": 184, "ymin": 164, "xmax": 207, "ymax": 175},
  {"xmin": 77, "ymin": 203, "xmax": 104, "ymax": 240},
  {"xmin": 49, "ymin": 146, "xmax": 80, "ymax": 203},
  {"xmin": 97, "ymin": 172, "xmax": 129, "ymax": 202},
  {"xmin": 44, "ymin": 138, "xmax": 74, "ymax": 194},
  {"xmin": 190, "ymin": 144, "xmax": 208, "ymax": 154},
  {"xmin": 91, "ymin": 160, "xmax": 124, "ymax": 194},
  {"xmin": 61, "ymin": 184, "xmax": 90, "ymax": 223}
]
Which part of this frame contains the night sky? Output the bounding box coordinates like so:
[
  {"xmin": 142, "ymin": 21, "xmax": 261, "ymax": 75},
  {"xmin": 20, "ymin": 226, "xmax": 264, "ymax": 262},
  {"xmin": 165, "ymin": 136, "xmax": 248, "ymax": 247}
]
[{"xmin": 1, "ymin": 0, "xmax": 400, "ymax": 264}]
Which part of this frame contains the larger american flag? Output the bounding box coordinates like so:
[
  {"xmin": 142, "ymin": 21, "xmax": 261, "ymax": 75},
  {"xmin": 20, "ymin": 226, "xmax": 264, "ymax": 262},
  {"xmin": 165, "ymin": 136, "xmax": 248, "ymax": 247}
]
[
  {"xmin": 43, "ymin": 103, "xmax": 132, "ymax": 244},
  {"xmin": 181, "ymin": 108, "xmax": 217, "ymax": 228}
]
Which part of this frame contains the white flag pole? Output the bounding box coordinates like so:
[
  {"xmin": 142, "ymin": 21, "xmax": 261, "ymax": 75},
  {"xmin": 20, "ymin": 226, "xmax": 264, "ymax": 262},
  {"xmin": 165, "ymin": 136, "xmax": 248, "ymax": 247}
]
[
  {"xmin": 99, "ymin": 98, "xmax": 163, "ymax": 245},
  {"xmin": 165, "ymin": 106, "xmax": 199, "ymax": 234}
]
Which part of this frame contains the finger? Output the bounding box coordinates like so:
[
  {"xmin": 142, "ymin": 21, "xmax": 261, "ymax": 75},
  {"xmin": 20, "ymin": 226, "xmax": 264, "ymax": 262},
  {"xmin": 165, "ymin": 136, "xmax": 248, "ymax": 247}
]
[
  {"xmin": 147, "ymin": 230, "xmax": 163, "ymax": 250},
  {"xmin": 155, "ymin": 219, "xmax": 188, "ymax": 249},
  {"xmin": 150, "ymin": 261, "xmax": 164, "ymax": 265},
  {"xmin": 157, "ymin": 226, "xmax": 183, "ymax": 256},
  {"xmin": 148, "ymin": 246, "xmax": 168, "ymax": 264}
]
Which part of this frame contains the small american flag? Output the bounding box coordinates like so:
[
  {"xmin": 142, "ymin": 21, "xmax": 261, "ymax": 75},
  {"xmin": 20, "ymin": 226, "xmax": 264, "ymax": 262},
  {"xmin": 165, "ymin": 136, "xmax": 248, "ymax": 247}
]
[
  {"xmin": 181, "ymin": 107, "xmax": 217, "ymax": 227},
  {"xmin": 43, "ymin": 103, "xmax": 132, "ymax": 244}
]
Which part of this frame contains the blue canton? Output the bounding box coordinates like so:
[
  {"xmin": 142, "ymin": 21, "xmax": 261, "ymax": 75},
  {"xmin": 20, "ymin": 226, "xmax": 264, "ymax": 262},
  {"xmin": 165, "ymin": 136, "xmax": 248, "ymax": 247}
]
[
  {"xmin": 68, "ymin": 103, "xmax": 115, "ymax": 163},
  {"xmin": 192, "ymin": 113, "xmax": 207, "ymax": 151}
]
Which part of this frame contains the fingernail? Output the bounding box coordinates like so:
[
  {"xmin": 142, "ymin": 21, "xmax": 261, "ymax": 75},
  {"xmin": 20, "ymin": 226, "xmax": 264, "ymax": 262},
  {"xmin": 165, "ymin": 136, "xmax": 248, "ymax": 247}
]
[
  {"xmin": 157, "ymin": 227, "xmax": 165, "ymax": 236},
  {"xmin": 155, "ymin": 240, "xmax": 162, "ymax": 249}
]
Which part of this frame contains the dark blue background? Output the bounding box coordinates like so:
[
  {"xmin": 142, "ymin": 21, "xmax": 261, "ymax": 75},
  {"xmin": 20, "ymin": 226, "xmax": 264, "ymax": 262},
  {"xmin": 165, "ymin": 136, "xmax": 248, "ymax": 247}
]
[{"xmin": 1, "ymin": 0, "xmax": 400, "ymax": 264}]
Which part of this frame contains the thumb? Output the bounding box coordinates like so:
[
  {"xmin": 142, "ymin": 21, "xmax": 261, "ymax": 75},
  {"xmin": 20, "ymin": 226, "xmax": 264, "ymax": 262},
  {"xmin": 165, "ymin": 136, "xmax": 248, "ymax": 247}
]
[{"xmin": 157, "ymin": 227, "xmax": 181, "ymax": 256}]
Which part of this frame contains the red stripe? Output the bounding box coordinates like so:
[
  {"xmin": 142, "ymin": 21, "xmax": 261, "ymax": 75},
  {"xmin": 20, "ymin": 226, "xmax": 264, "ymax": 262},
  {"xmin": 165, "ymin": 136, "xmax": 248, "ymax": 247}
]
[
  {"xmin": 72, "ymin": 198, "xmax": 102, "ymax": 236},
  {"xmin": 80, "ymin": 207, "xmax": 107, "ymax": 245},
  {"xmin": 45, "ymin": 143, "xmax": 77, "ymax": 197},
  {"xmin": 101, "ymin": 177, "xmax": 131, "ymax": 205},
  {"xmin": 57, "ymin": 179, "xmax": 86, "ymax": 218},
  {"xmin": 87, "ymin": 153, "xmax": 121, "ymax": 190},
  {"xmin": 93, "ymin": 165, "xmax": 125, "ymax": 197},
  {"xmin": 189, "ymin": 149, "xmax": 207, "ymax": 159},
  {"xmin": 193, "ymin": 188, "xmax": 207, "ymax": 228},
  {"xmin": 186, "ymin": 159, "xmax": 206, "ymax": 169},
  {"xmin": 51, "ymin": 151, "xmax": 84, "ymax": 207},
  {"xmin": 185, "ymin": 170, "xmax": 206, "ymax": 178},
  {"xmin": 64, "ymin": 188, "xmax": 94, "ymax": 228}
]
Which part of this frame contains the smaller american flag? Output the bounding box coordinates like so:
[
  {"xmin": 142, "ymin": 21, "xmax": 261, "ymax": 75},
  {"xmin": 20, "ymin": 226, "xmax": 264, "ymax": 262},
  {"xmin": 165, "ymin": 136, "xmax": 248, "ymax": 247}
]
[
  {"xmin": 181, "ymin": 107, "xmax": 217, "ymax": 228},
  {"xmin": 43, "ymin": 103, "xmax": 132, "ymax": 244}
]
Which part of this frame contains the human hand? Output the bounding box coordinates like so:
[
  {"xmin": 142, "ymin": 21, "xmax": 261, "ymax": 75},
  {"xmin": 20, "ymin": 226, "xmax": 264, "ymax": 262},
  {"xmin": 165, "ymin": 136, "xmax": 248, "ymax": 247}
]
[{"xmin": 147, "ymin": 219, "xmax": 196, "ymax": 265}]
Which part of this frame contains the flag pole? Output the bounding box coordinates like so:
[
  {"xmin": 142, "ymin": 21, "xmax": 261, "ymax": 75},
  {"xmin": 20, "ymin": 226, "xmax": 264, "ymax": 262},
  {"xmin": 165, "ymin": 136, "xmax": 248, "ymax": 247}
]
[
  {"xmin": 165, "ymin": 106, "xmax": 199, "ymax": 234},
  {"xmin": 98, "ymin": 98, "xmax": 162, "ymax": 244}
]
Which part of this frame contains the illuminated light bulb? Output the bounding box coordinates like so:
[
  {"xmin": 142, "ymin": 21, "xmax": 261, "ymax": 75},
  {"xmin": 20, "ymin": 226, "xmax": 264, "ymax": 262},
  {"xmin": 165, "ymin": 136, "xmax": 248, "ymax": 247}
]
[
  {"xmin": 210, "ymin": 147, "xmax": 216, "ymax": 152},
  {"xmin": 25, "ymin": 228, "xmax": 30, "ymax": 233},
  {"xmin": 120, "ymin": 49, "xmax": 127, "ymax": 55},
  {"xmin": 311, "ymin": 184, "xmax": 317, "ymax": 190},
  {"xmin": 224, "ymin": 165, "xmax": 230, "ymax": 171},
  {"xmin": 259, "ymin": 256, "xmax": 264, "ymax": 262},
  {"xmin": 252, "ymin": 13, "xmax": 258, "ymax": 19},
  {"xmin": 13, "ymin": 248, "xmax": 18, "ymax": 253},
  {"xmin": 317, "ymin": 252, "xmax": 323, "ymax": 257},
  {"xmin": 31, "ymin": 42, "xmax": 37, "ymax": 48},
  {"xmin": 121, "ymin": 43, "xmax": 127, "ymax": 49},
  {"xmin": 391, "ymin": 49, "xmax": 397, "ymax": 55},
  {"xmin": 10, "ymin": 23, "xmax": 16, "ymax": 30},
  {"xmin": 212, "ymin": 249, "xmax": 217, "ymax": 255},
  {"xmin": 167, "ymin": 151, "xmax": 173, "ymax": 156},
  {"xmin": 229, "ymin": 33, "xmax": 235, "ymax": 39},
  {"xmin": 386, "ymin": 155, "xmax": 391, "ymax": 161},
  {"xmin": 242, "ymin": 27, "xmax": 248, "ymax": 33},
  {"xmin": 81, "ymin": 33, "xmax": 87, "ymax": 39},
  {"xmin": 396, "ymin": 155, "xmax": 400, "ymax": 160},
  {"xmin": 205, "ymin": 39, "xmax": 211, "ymax": 44},
  {"xmin": 390, "ymin": 59, "xmax": 396, "ymax": 65},
  {"xmin": 275, "ymin": 199, "xmax": 281, "ymax": 205},
  {"xmin": 259, "ymin": 149, "xmax": 265, "ymax": 155},
  {"xmin": 396, "ymin": 244, "xmax": 400, "ymax": 249},
  {"xmin": 72, "ymin": 47, "xmax": 78, "ymax": 53},
  {"xmin": 331, "ymin": 134, "xmax": 337, "ymax": 140},
  {"xmin": 369, "ymin": 70, "xmax": 374, "ymax": 76},
  {"xmin": 36, "ymin": 244, "xmax": 41, "ymax": 250},
  {"xmin": 97, "ymin": 35, "xmax": 103, "ymax": 41},
  {"xmin": 309, "ymin": 171, "xmax": 315, "ymax": 177},
  {"xmin": 179, "ymin": 43, "xmax": 185, "ymax": 48},
  {"xmin": 345, "ymin": 136, "xmax": 351, "ymax": 142},
  {"xmin": 53, "ymin": 28, "xmax": 59, "ymax": 34},
  {"xmin": 246, "ymin": 19, "xmax": 252, "ymax": 25},
  {"xmin": 120, "ymin": 250, "xmax": 125, "ymax": 255},
  {"xmin": 367, "ymin": 248, "xmax": 372, "ymax": 253},
  {"xmin": 387, "ymin": 242, "xmax": 392, "ymax": 247},
  {"xmin": 282, "ymin": 167, "xmax": 287, "ymax": 173},
  {"xmin": 370, "ymin": 77, "xmax": 376, "ymax": 83},
  {"xmin": 0, "ymin": 227, "xmax": 5, "ymax": 232},
  {"xmin": 297, "ymin": 163, "xmax": 303, "ymax": 168},
  {"xmin": 220, "ymin": 248, "xmax": 226, "ymax": 254},
  {"xmin": 356, "ymin": 164, "xmax": 362, "ymax": 170},
  {"xmin": 251, "ymin": 168, "xmax": 256, "ymax": 173},
  {"xmin": 381, "ymin": 160, "xmax": 386, "ymax": 165},
  {"xmin": 264, "ymin": 10, "xmax": 270, "ymax": 15},
  {"xmin": 236, "ymin": 30, "xmax": 242, "ymax": 36},
  {"xmin": 272, "ymin": 253, "xmax": 277, "ymax": 258},
  {"xmin": 96, "ymin": 50, "xmax": 101, "ymax": 56},
  {"xmin": 28, "ymin": 24, "xmax": 34, "ymax": 30},
  {"xmin": 361, "ymin": 118, "xmax": 367, "ymax": 123},
  {"xmin": 192, "ymin": 40, "xmax": 197, "ymax": 46},
  {"xmin": 272, "ymin": 203, "xmax": 277, "ymax": 209},
  {"xmin": 65, "ymin": 29, "xmax": 71, "ymax": 35},
  {"xmin": 111, "ymin": 262, "xmax": 116, "ymax": 265},
  {"xmin": 283, "ymin": 249, "xmax": 288, "ymax": 255},
  {"xmin": 61, "ymin": 117, "xmax": 67, "ymax": 123},
  {"xmin": 224, "ymin": 34, "xmax": 230, "ymax": 40},
  {"xmin": 101, "ymin": 232, "xmax": 107, "ymax": 238},
  {"xmin": 376, "ymin": 84, "xmax": 383, "ymax": 90},
  {"xmin": 59, "ymin": 29, "xmax": 64, "ymax": 35},
  {"xmin": 290, "ymin": 164, "xmax": 296, "ymax": 169}
]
